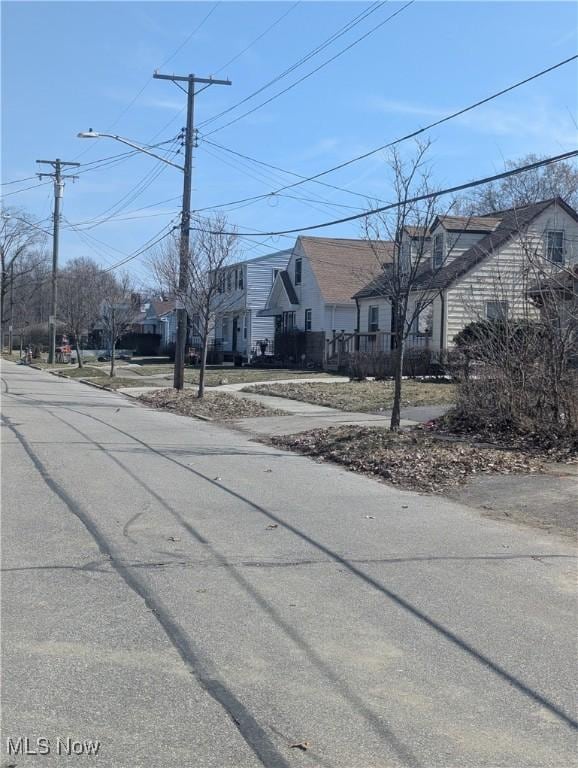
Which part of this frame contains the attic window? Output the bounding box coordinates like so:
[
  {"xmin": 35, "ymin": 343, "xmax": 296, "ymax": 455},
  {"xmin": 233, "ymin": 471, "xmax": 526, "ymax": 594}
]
[
  {"xmin": 433, "ymin": 233, "xmax": 444, "ymax": 269},
  {"xmin": 546, "ymin": 230, "xmax": 564, "ymax": 264},
  {"xmin": 238, "ymin": 268, "xmax": 244, "ymax": 289},
  {"xmin": 295, "ymin": 258, "xmax": 302, "ymax": 285}
]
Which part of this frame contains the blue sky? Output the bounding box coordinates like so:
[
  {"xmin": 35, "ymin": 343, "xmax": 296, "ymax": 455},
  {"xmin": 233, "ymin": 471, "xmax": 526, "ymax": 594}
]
[{"xmin": 2, "ymin": 1, "xmax": 577, "ymax": 284}]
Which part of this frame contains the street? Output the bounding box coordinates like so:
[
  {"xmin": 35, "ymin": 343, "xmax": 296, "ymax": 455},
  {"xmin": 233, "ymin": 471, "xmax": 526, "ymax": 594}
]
[{"xmin": 1, "ymin": 362, "xmax": 577, "ymax": 768}]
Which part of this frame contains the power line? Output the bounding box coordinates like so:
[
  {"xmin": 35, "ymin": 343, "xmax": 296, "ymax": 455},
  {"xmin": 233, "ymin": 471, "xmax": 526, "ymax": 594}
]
[
  {"xmin": 0, "ymin": 180, "xmax": 53, "ymax": 199},
  {"xmin": 204, "ymin": 1, "xmax": 415, "ymax": 137},
  {"xmin": 255, "ymin": 54, "xmax": 578, "ymax": 196},
  {"xmin": 191, "ymin": 150, "xmax": 578, "ymax": 237},
  {"xmin": 1, "ymin": 175, "xmax": 38, "ymax": 186},
  {"xmin": 200, "ymin": 1, "xmax": 385, "ymax": 129},
  {"xmin": 213, "ymin": 2, "xmax": 301, "ymax": 75},
  {"xmin": 202, "ymin": 138, "xmax": 375, "ymax": 203},
  {"xmin": 191, "ymin": 55, "xmax": 578, "ymax": 214},
  {"xmin": 157, "ymin": 3, "xmax": 219, "ymax": 70}
]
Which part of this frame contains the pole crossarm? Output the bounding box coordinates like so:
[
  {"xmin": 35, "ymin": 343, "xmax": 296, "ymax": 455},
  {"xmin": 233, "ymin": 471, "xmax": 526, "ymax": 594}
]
[{"xmin": 153, "ymin": 72, "xmax": 232, "ymax": 86}]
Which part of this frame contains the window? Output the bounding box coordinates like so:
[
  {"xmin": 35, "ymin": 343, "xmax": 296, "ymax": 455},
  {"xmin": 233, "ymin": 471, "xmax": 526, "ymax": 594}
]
[
  {"xmin": 368, "ymin": 305, "xmax": 379, "ymax": 332},
  {"xmin": 222, "ymin": 317, "xmax": 229, "ymax": 338},
  {"xmin": 272, "ymin": 268, "xmax": 281, "ymax": 285},
  {"xmin": 304, "ymin": 309, "xmax": 312, "ymax": 331},
  {"xmin": 226, "ymin": 271, "xmax": 232, "ymax": 292},
  {"xmin": 485, "ymin": 300, "xmax": 509, "ymax": 321},
  {"xmin": 433, "ymin": 233, "xmax": 444, "ymax": 269},
  {"xmin": 238, "ymin": 267, "xmax": 244, "ymax": 290},
  {"xmin": 295, "ymin": 258, "xmax": 302, "ymax": 285},
  {"xmin": 546, "ymin": 230, "xmax": 564, "ymax": 263},
  {"xmin": 283, "ymin": 311, "xmax": 296, "ymax": 331}
]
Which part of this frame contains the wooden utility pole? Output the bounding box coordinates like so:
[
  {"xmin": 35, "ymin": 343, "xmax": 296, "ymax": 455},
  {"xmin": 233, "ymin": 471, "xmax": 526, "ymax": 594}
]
[
  {"xmin": 153, "ymin": 72, "xmax": 231, "ymax": 390},
  {"xmin": 37, "ymin": 158, "xmax": 79, "ymax": 363}
]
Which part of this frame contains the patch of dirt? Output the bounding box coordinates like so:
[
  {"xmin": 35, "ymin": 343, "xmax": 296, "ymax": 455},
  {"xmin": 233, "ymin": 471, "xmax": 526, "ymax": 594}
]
[
  {"xmin": 139, "ymin": 389, "xmax": 287, "ymax": 421},
  {"xmin": 269, "ymin": 425, "xmax": 545, "ymax": 493},
  {"xmin": 245, "ymin": 380, "xmax": 455, "ymax": 412}
]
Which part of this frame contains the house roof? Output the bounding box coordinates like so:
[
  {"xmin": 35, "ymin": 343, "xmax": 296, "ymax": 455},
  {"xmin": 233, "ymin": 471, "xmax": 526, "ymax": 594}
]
[
  {"xmin": 528, "ymin": 264, "xmax": 578, "ymax": 298},
  {"xmin": 149, "ymin": 299, "xmax": 176, "ymax": 317},
  {"xmin": 298, "ymin": 236, "xmax": 393, "ymax": 304},
  {"xmin": 279, "ymin": 270, "xmax": 299, "ymax": 305},
  {"xmin": 403, "ymin": 225, "xmax": 431, "ymax": 239},
  {"xmin": 355, "ymin": 198, "xmax": 577, "ymax": 299},
  {"xmin": 433, "ymin": 215, "xmax": 503, "ymax": 233}
]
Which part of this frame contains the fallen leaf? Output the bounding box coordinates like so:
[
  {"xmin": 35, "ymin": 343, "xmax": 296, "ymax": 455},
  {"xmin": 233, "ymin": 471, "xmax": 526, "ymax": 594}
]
[
  {"xmin": 365, "ymin": 515, "xmax": 375, "ymax": 519},
  {"xmin": 213, "ymin": 476, "xmax": 222, "ymax": 481},
  {"xmin": 266, "ymin": 524, "xmax": 278, "ymax": 530},
  {"xmin": 167, "ymin": 536, "xmax": 180, "ymax": 542}
]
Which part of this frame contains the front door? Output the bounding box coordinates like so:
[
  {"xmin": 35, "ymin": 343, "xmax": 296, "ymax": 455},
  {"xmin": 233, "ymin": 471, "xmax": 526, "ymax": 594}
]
[{"xmin": 232, "ymin": 317, "xmax": 238, "ymax": 352}]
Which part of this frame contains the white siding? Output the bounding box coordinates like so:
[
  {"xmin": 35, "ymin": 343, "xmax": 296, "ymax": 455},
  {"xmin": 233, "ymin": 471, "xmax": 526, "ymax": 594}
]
[
  {"xmin": 246, "ymin": 249, "xmax": 291, "ymax": 351},
  {"xmin": 445, "ymin": 203, "xmax": 578, "ymax": 344},
  {"xmin": 212, "ymin": 249, "xmax": 291, "ymax": 357}
]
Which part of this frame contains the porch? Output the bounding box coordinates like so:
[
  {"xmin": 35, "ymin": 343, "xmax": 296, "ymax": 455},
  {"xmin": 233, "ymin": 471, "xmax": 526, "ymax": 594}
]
[{"xmin": 326, "ymin": 331, "xmax": 436, "ymax": 371}]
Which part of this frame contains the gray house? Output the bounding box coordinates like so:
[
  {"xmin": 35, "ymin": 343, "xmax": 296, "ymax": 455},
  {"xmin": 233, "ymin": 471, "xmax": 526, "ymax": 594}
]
[{"xmin": 212, "ymin": 249, "xmax": 292, "ymax": 361}]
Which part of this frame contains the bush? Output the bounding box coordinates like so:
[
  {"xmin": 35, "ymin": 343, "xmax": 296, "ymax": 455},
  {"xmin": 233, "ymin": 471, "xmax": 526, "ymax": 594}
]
[
  {"xmin": 449, "ymin": 319, "xmax": 577, "ymax": 441},
  {"xmin": 347, "ymin": 351, "xmax": 393, "ymax": 380}
]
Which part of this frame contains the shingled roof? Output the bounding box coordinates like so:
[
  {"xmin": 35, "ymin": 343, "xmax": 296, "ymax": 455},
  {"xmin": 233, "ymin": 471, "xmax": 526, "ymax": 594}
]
[
  {"xmin": 298, "ymin": 236, "xmax": 394, "ymax": 304},
  {"xmin": 354, "ymin": 197, "xmax": 578, "ymax": 299}
]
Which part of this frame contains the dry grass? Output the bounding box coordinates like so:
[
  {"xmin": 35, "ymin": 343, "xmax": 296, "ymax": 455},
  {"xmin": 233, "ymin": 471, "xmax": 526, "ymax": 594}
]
[
  {"xmin": 245, "ymin": 380, "xmax": 455, "ymax": 412},
  {"xmin": 270, "ymin": 426, "xmax": 544, "ymax": 493},
  {"xmin": 139, "ymin": 389, "xmax": 287, "ymax": 421}
]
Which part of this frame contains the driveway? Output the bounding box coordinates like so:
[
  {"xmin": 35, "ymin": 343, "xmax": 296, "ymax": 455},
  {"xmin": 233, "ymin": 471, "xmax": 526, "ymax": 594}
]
[{"xmin": 1, "ymin": 362, "xmax": 576, "ymax": 768}]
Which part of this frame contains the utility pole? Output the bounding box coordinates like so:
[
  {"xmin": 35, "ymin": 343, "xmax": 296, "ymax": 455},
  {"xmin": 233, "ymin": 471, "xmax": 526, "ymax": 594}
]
[
  {"xmin": 8, "ymin": 262, "xmax": 14, "ymax": 353},
  {"xmin": 153, "ymin": 72, "xmax": 231, "ymax": 390},
  {"xmin": 37, "ymin": 158, "xmax": 79, "ymax": 364}
]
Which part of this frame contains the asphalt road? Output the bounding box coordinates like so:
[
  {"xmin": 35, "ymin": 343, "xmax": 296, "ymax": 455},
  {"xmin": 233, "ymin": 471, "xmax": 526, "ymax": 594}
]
[{"xmin": 1, "ymin": 362, "xmax": 577, "ymax": 768}]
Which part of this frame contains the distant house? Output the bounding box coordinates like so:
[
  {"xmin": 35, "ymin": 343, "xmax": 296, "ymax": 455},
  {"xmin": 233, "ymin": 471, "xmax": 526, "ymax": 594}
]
[
  {"xmin": 142, "ymin": 299, "xmax": 177, "ymax": 351},
  {"xmin": 259, "ymin": 236, "xmax": 391, "ymax": 365},
  {"xmin": 212, "ymin": 249, "xmax": 292, "ymax": 362},
  {"xmin": 353, "ymin": 197, "xmax": 578, "ymax": 356}
]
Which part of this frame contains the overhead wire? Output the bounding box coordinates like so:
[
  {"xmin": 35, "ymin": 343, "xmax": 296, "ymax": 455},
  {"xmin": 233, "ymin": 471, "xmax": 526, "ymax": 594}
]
[
  {"xmin": 203, "ymin": 1, "xmax": 416, "ymax": 137},
  {"xmin": 190, "ymin": 150, "xmax": 578, "ymax": 237},
  {"xmin": 200, "ymin": 1, "xmax": 386, "ymax": 129},
  {"xmin": 213, "ymin": 2, "xmax": 301, "ymax": 75},
  {"xmin": 189, "ymin": 55, "xmax": 578, "ymax": 215}
]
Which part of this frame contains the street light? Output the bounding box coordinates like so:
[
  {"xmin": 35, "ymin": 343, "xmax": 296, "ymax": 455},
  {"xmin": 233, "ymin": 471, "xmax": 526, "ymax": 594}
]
[
  {"xmin": 77, "ymin": 128, "xmax": 189, "ymax": 389},
  {"xmin": 77, "ymin": 131, "xmax": 184, "ymax": 171}
]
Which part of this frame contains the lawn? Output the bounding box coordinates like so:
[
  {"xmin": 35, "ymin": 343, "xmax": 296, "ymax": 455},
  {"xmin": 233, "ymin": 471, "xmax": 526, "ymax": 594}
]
[
  {"xmin": 122, "ymin": 366, "xmax": 335, "ymax": 387},
  {"xmin": 270, "ymin": 426, "xmax": 544, "ymax": 492},
  {"xmin": 139, "ymin": 389, "xmax": 287, "ymax": 421},
  {"xmin": 244, "ymin": 380, "xmax": 456, "ymax": 412}
]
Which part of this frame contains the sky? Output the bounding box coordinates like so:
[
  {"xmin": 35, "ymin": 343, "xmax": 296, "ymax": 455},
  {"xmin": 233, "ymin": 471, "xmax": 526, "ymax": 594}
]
[{"xmin": 2, "ymin": 0, "xmax": 577, "ymax": 285}]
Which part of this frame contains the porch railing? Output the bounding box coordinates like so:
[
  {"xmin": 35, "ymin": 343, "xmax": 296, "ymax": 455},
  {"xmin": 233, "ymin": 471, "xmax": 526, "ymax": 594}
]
[{"xmin": 326, "ymin": 331, "xmax": 433, "ymax": 367}]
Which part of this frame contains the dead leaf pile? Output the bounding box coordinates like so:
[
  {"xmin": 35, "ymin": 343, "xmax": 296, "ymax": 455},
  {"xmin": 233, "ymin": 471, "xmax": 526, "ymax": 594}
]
[
  {"xmin": 139, "ymin": 390, "xmax": 287, "ymax": 421},
  {"xmin": 270, "ymin": 426, "xmax": 546, "ymax": 493},
  {"xmin": 433, "ymin": 411, "xmax": 578, "ymax": 463}
]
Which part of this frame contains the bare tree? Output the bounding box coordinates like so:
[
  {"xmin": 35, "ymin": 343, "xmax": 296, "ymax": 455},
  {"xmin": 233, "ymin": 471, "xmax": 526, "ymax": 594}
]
[
  {"xmin": 1, "ymin": 209, "xmax": 46, "ymax": 349},
  {"xmin": 361, "ymin": 141, "xmax": 455, "ymax": 430},
  {"xmin": 59, "ymin": 257, "xmax": 114, "ymax": 368},
  {"xmin": 99, "ymin": 273, "xmax": 136, "ymax": 377},
  {"xmin": 151, "ymin": 214, "xmax": 238, "ymax": 398},
  {"xmin": 457, "ymin": 154, "xmax": 578, "ymax": 214}
]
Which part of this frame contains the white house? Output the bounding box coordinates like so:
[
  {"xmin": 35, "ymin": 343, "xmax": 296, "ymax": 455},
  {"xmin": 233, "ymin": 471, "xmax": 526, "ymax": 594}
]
[
  {"xmin": 354, "ymin": 197, "xmax": 578, "ymax": 354},
  {"xmin": 212, "ymin": 249, "xmax": 292, "ymax": 361},
  {"xmin": 259, "ymin": 236, "xmax": 391, "ymax": 364}
]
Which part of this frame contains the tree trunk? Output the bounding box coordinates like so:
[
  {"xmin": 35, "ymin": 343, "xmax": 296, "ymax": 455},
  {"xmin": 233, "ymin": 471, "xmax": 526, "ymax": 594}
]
[
  {"xmin": 198, "ymin": 325, "xmax": 210, "ymax": 399},
  {"xmin": 390, "ymin": 334, "xmax": 405, "ymax": 431},
  {"xmin": 75, "ymin": 338, "xmax": 83, "ymax": 369}
]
